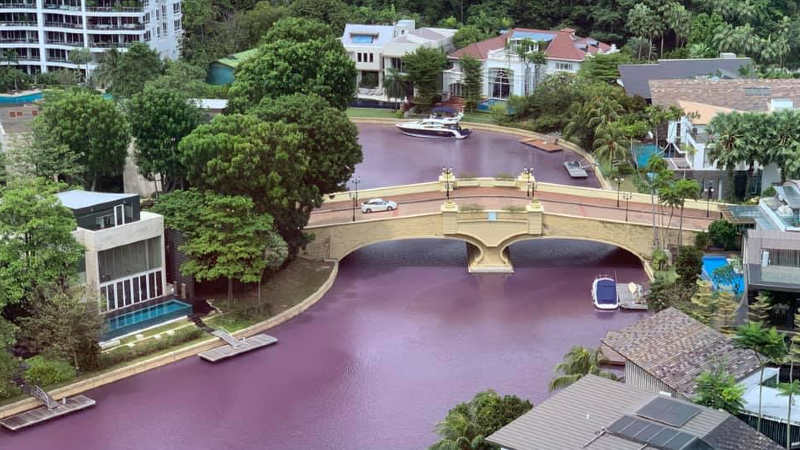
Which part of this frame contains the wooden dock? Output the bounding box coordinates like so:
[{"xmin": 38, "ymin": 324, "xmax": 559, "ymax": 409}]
[
  {"xmin": 199, "ymin": 333, "xmax": 278, "ymax": 362},
  {"xmin": 0, "ymin": 395, "xmax": 96, "ymax": 431},
  {"xmin": 521, "ymin": 138, "xmax": 563, "ymax": 152},
  {"xmin": 617, "ymin": 283, "xmax": 649, "ymax": 310}
]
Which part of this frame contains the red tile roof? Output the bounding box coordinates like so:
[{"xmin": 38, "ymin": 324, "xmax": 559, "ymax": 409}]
[{"xmin": 449, "ymin": 28, "xmax": 611, "ymax": 62}]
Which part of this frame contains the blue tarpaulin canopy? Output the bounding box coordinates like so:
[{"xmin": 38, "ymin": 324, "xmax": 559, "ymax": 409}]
[
  {"xmin": 433, "ymin": 106, "xmax": 458, "ymax": 114},
  {"xmin": 596, "ymin": 279, "xmax": 617, "ymax": 305}
]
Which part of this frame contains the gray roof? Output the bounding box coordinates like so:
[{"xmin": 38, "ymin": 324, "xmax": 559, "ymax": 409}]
[
  {"xmin": 619, "ymin": 58, "xmax": 752, "ymax": 99},
  {"xmin": 650, "ymin": 78, "xmax": 800, "ymax": 111},
  {"xmin": 56, "ymin": 190, "xmax": 138, "ymax": 210},
  {"xmin": 602, "ymin": 308, "xmax": 761, "ymax": 396},
  {"xmin": 486, "ymin": 375, "xmax": 781, "ymax": 450}
]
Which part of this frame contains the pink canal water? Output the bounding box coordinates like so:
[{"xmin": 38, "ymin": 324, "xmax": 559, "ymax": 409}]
[
  {"xmin": 1, "ymin": 239, "xmax": 648, "ymax": 450},
  {"xmin": 354, "ymin": 124, "xmax": 601, "ymax": 189}
]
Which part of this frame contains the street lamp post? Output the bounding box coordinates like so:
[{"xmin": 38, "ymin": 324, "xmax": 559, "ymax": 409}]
[
  {"xmin": 614, "ymin": 176, "xmax": 624, "ymax": 207},
  {"xmin": 704, "ymin": 181, "xmax": 715, "ymax": 218},
  {"xmin": 623, "ymin": 192, "xmax": 633, "ymax": 222},
  {"xmin": 349, "ymin": 176, "xmax": 361, "ymax": 222},
  {"xmin": 443, "ymin": 167, "xmax": 453, "ymax": 201},
  {"xmin": 523, "ymin": 166, "xmax": 534, "ymax": 198}
]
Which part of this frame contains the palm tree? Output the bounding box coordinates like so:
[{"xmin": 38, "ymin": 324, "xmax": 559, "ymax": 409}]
[
  {"xmin": 658, "ymin": 181, "xmax": 682, "ymax": 249},
  {"xmin": 778, "ymin": 380, "xmax": 800, "ymax": 450},
  {"xmin": 549, "ymin": 346, "xmax": 617, "ymax": 391},
  {"xmin": 2, "ymin": 49, "xmax": 19, "ymax": 91},
  {"xmin": 94, "ymin": 47, "xmax": 122, "ymax": 89},
  {"xmin": 674, "ymin": 179, "xmax": 701, "ymax": 248},
  {"xmin": 688, "ymin": 43, "xmax": 712, "ymax": 59},
  {"xmin": 67, "ymin": 47, "xmax": 92, "ymax": 84},
  {"xmin": 593, "ymin": 123, "xmax": 629, "ymax": 167},
  {"xmin": 643, "ymin": 156, "xmax": 670, "ymax": 249},
  {"xmin": 384, "ymin": 68, "xmax": 406, "ymax": 110},
  {"xmin": 627, "ymin": 4, "xmax": 655, "ymax": 60},
  {"xmin": 430, "ymin": 407, "xmax": 483, "ymax": 450}
]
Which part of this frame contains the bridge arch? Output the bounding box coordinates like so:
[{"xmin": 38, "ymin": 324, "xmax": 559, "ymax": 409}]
[{"xmin": 335, "ymin": 235, "xmax": 488, "ymax": 263}]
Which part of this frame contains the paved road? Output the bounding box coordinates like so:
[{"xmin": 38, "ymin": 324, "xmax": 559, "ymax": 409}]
[
  {"xmin": 354, "ymin": 123, "xmax": 601, "ymax": 189},
  {"xmin": 310, "ymin": 186, "xmax": 717, "ymax": 230}
]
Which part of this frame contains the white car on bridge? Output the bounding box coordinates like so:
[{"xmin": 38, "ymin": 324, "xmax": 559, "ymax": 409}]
[{"xmin": 361, "ymin": 198, "xmax": 397, "ymax": 213}]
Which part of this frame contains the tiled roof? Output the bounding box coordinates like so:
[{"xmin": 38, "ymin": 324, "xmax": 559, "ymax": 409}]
[
  {"xmin": 341, "ymin": 24, "xmax": 395, "ymax": 46},
  {"xmin": 677, "ymin": 100, "xmax": 736, "ymax": 125},
  {"xmin": 486, "ymin": 375, "xmax": 781, "ymax": 450},
  {"xmin": 618, "ymin": 58, "xmax": 752, "ymax": 99},
  {"xmin": 449, "ymin": 27, "xmax": 610, "ymax": 61},
  {"xmin": 602, "ymin": 308, "xmax": 761, "ymax": 396},
  {"xmin": 650, "ymin": 79, "xmax": 800, "ymax": 112}
]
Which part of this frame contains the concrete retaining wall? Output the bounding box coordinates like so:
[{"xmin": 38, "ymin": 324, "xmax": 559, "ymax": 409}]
[{"xmin": 0, "ymin": 263, "xmax": 340, "ymax": 420}]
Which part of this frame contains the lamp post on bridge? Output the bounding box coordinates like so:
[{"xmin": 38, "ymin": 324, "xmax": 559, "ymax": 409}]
[
  {"xmin": 442, "ymin": 166, "xmax": 453, "ymax": 201},
  {"xmin": 613, "ymin": 176, "xmax": 624, "ymax": 207},
  {"xmin": 704, "ymin": 181, "xmax": 715, "ymax": 218},
  {"xmin": 523, "ymin": 166, "xmax": 534, "ymax": 199},
  {"xmin": 623, "ymin": 192, "xmax": 633, "ymax": 222},
  {"xmin": 348, "ymin": 176, "xmax": 361, "ymax": 222}
]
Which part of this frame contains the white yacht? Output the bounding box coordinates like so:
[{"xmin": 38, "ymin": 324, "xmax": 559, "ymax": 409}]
[{"xmin": 592, "ymin": 275, "xmax": 619, "ymax": 310}]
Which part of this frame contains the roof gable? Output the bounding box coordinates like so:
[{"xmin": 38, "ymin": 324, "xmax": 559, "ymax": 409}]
[{"xmin": 448, "ymin": 27, "xmax": 610, "ymax": 61}]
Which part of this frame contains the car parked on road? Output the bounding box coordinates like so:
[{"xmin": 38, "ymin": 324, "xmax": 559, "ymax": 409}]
[{"xmin": 361, "ymin": 198, "xmax": 397, "ymax": 213}]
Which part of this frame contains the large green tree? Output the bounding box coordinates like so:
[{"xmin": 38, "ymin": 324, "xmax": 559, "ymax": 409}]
[
  {"xmin": 694, "ymin": 366, "xmax": 746, "ymax": 415},
  {"xmin": 6, "ymin": 128, "xmax": 84, "ymax": 185},
  {"xmin": 431, "ymin": 389, "xmax": 532, "ymax": 450},
  {"xmin": 228, "ymin": 17, "xmax": 356, "ymax": 111},
  {"xmin": 0, "ymin": 180, "xmax": 84, "ymax": 345},
  {"xmin": 403, "ymin": 46, "xmax": 448, "ymax": 111},
  {"xmin": 460, "ymin": 55, "xmax": 484, "ymax": 112},
  {"xmin": 129, "ymin": 85, "xmax": 203, "ymax": 193},
  {"xmin": 253, "ymin": 93, "xmax": 362, "ymax": 197},
  {"xmin": 179, "ymin": 114, "xmax": 312, "ymax": 250},
  {"xmin": 288, "ymin": 0, "xmax": 349, "ymax": 33},
  {"xmin": 735, "ymin": 322, "xmax": 787, "ymax": 433},
  {"xmin": 35, "ymin": 89, "xmax": 130, "ymax": 190},
  {"xmin": 153, "ymin": 189, "xmax": 287, "ymax": 304},
  {"xmin": 101, "ymin": 42, "xmax": 163, "ymax": 98}
]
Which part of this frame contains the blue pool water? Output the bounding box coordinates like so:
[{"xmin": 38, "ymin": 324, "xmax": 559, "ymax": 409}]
[
  {"xmin": 477, "ymin": 98, "xmax": 506, "ymax": 112},
  {"xmin": 702, "ymin": 255, "xmax": 745, "ymax": 295},
  {"xmin": 0, "ymin": 92, "xmax": 43, "ymax": 104},
  {"xmin": 104, "ymin": 299, "xmax": 192, "ymax": 340},
  {"xmin": 634, "ymin": 143, "xmax": 663, "ymax": 168}
]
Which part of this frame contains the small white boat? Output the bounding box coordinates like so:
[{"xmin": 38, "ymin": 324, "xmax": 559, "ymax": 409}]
[
  {"xmin": 592, "ymin": 275, "xmax": 619, "ymax": 310},
  {"xmin": 396, "ymin": 116, "xmax": 471, "ymax": 139}
]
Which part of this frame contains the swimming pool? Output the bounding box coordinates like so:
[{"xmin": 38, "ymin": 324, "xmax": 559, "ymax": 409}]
[
  {"xmin": 633, "ymin": 143, "xmax": 663, "ymax": 168},
  {"xmin": 702, "ymin": 255, "xmax": 744, "ymax": 295},
  {"xmin": 0, "ymin": 92, "xmax": 43, "ymax": 104},
  {"xmin": 104, "ymin": 299, "xmax": 192, "ymax": 340}
]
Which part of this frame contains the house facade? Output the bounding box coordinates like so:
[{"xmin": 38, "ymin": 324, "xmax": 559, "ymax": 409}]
[
  {"xmin": 56, "ymin": 190, "xmax": 168, "ymax": 312},
  {"xmin": 651, "ymin": 79, "xmax": 800, "ymax": 198},
  {"xmin": 0, "ymin": 0, "xmax": 181, "ymax": 76},
  {"xmin": 340, "ymin": 20, "xmax": 456, "ymax": 99},
  {"xmin": 444, "ymin": 28, "xmax": 615, "ymax": 100}
]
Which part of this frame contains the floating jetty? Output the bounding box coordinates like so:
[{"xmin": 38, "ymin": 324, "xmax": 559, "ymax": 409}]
[
  {"xmin": 0, "ymin": 386, "xmax": 95, "ymax": 431},
  {"xmin": 198, "ymin": 329, "xmax": 278, "ymax": 363},
  {"xmin": 520, "ymin": 138, "xmax": 563, "ymax": 152}
]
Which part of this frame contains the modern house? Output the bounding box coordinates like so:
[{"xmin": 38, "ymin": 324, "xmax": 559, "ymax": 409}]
[
  {"xmin": 603, "ymin": 307, "xmax": 799, "ymax": 448},
  {"xmin": 618, "ymin": 55, "xmax": 752, "ymax": 101},
  {"xmin": 445, "ymin": 28, "xmax": 615, "ymax": 101},
  {"xmin": 487, "ymin": 375, "xmax": 781, "ymax": 450},
  {"xmin": 650, "ymin": 79, "xmax": 800, "ymax": 198},
  {"xmin": 206, "ymin": 47, "xmax": 257, "ymax": 85},
  {"xmin": 340, "ymin": 20, "xmax": 456, "ymax": 100},
  {"xmin": 56, "ymin": 190, "xmax": 168, "ymax": 312},
  {"xmin": 0, "ymin": 0, "xmax": 182, "ymax": 76}
]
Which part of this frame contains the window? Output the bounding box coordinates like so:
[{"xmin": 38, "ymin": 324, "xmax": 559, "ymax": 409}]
[
  {"xmin": 449, "ymin": 82, "xmax": 463, "ymax": 97},
  {"xmin": 144, "ymin": 31, "xmax": 151, "ymax": 41},
  {"xmin": 173, "ymin": 19, "xmax": 181, "ymax": 30},
  {"xmin": 744, "ymin": 87, "xmax": 771, "ymax": 97},
  {"xmin": 369, "ymin": 53, "xmax": 373, "ymax": 63},
  {"xmin": 766, "ymin": 249, "xmax": 800, "ymax": 268},
  {"xmin": 351, "ymin": 34, "xmax": 374, "ymax": 44},
  {"xmin": 162, "ymin": 22, "xmax": 167, "ymax": 34},
  {"xmin": 143, "ymin": 13, "xmax": 149, "ymax": 24},
  {"xmin": 172, "ymin": 2, "xmax": 180, "ymax": 13},
  {"xmin": 357, "ymin": 53, "xmax": 362, "ymax": 63},
  {"xmin": 555, "ymin": 62, "xmax": 573, "ymax": 71},
  {"xmin": 488, "ymin": 68, "xmax": 512, "ymax": 99},
  {"xmin": 98, "ymin": 237, "xmax": 162, "ymax": 283}
]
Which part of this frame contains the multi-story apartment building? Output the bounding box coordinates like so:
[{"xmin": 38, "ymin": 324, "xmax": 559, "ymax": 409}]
[{"xmin": 0, "ymin": 0, "xmax": 181, "ymax": 75}]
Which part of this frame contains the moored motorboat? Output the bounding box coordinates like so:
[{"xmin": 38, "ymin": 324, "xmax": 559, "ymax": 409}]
[
  {"xmin": 592, "ymin": 275, "xmax": 619, "ymax": 310},
  {"xmin": 396, "ymin": 116, "xmax": 471, "ymax": 139}
]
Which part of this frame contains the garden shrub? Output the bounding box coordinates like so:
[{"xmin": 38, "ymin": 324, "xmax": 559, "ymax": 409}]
[
  {"xmin": 675, "ymin": 246, "xmax": 703, "ymax": 288},
  {"xmin": 761, "ymin": 186, "xmax": 776, "ymax": 197},
  {"xmin": 23, "ymin": 356, "xmax": 76, "ymax": 387},
  {"xmin": 98, "ymin": 327, "xmax": 205, "ymax": 369},
  {"xmin": 694, "ymin": 231, "xmax": 710, "ymax": 250},
  {"xmin": 460, "ymin": 203, "xmax": 485, "ymax": 212},
  {"xmin": 708, "ymin": 219, "xmax": 738, "ymax": 250},
  {"xmin": 489, "ymin": 103, "xmax": 510, "ymax": 124},
  {"xmin": 0, "ymin": 351, "xmax": 21, "ymax": 400}
]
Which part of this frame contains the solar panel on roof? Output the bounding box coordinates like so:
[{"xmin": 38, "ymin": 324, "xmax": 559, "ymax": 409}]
[
  {"xmin": 648, "ymin": 428, "xmax": 681, "ymax": 447},
  {"xmin": 606, "ymin": 416, "xmax": 718, "ymax": 450},
  {"xmin": 665, "ymin": 433, "xmax": 694, "ymax": 450},
  {"xmin": 636, "ymin": 396, "xmax": 701, "ymax": 427}
]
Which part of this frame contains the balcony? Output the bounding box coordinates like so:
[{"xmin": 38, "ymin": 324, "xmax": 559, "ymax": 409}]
[
  {"xmin": 46, "ymin": 39, "xmax": 83, "ymax": 47},
  {"xmin": 0, "ymin": 20, "xmax": 36, "ymax": 27},
  {"xmin": 44, "ymin": 21, "xmax": 83, "ymax": 29},
  {"xmin": 85, "ymin": 1, "xmax": 144, "ymax": 12},
  {"xmin": 46, "ymin": 56, "xmax": 69, "ymax": 63},
  {"xmin": 689, "ymin": 130, "xmax": 708, "ymax": 144},
  {"xmin": 89, "ymin": 40, "xmax": 134, "ymax": 48},
  {"xmin": 0, "ymin": 2, "xmax": 36, "ymax": 8},
  {"xmin": 88, "ymin": 22, "xmax": 143, "ymax": 30},
  {"xmin": 43, "ymin": 3, "xmax": 82, "ymax": 11},
  {"xmin": 0, "ymin": 37, "xmax": 37, "ymax": 43}
]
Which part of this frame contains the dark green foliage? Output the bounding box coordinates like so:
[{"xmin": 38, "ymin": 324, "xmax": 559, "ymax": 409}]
[
  {"xmin": 0, "ymin": 350, "xmax": 21, "ymax": 400},
  {"xmin": 431, "ymin": 389, "xmax": 532, "ymax": 450},
  {"xmin": 578, "ymin": 52, "xmax": 630, "ymax": 83},
  {"xmin": 461, "ymin": 56, "xmax": 483, "ymax": 112},
  {"xmin": 264, "ymin": 16, "xmax": 335, "ymax": 42},
  {"xmin": 402, "ymin": 47, "xmax": 448, "ymax": 111},
  {"xmin": 453, "ymin": 25, "xmax": 491, "ymax": 49},
  {"xmin": 100, "ymin": 42, "xmax": 164, "ymax": 98},
  {"xmin": 708, "ymin": 220, "xmax": 738, "ymax": 250},
  {"xmin": 694, "ymin": 231, "xmax": 710, "ymax": 250},
  {"xmin": 675, "ymin": 245, "xmax": 703, "ymax": 288},
  {"xmin": 289, "ymin": 0, "xmax": 348, "ymax": 33},
  {"xmin": 228, "ymin": 18, "xmax": 356, "ymax": 111},
  {"xmin": 129, "ymin": 85, "xmax": 203, "ymax": 192},
  {"xmin": 694, "ymin": 366, "xmax": 746, "ymax": 415},
  {"xmin": 23, "ymin": 356, "xmax": 76, "ymax": 387},
  {"xmin": 97, "ymin": 327, "xmax": 204, "ymax": 369},
  {"xmin": 0, "ymin": 67, "xmax": 32, "ymax": 92},
  {"xmin": 147, "ymin": 60, "xmax": 222, "ymax": 98}
]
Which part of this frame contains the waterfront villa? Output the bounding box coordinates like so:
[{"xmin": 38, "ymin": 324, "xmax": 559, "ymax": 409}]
[
  {"xmin": 340, "ymin": 20, "xmax": 456, "ymax": 100},
  {"xmin": 618, "ymin": 55, "xmax": 752, "ymax": 102},
  {"xmin": 445, "ymin": 28, "xmax": 615, "ymax": 101},
  {"xmin": 604, "ymin": 307, "xmax": 798, "ymax": 448},
  {"xmin": 56, "ymin": 190, "xmax": 168, "ymax": 312},
  {"xmin": 649, "ymin": 79, "xmax": 800, "ymax": 199},
  {"xmin": 0, "ymin": 0, "xmax": 182, "ymax": 76},
  {"xmin": 487, "ymin": 375, "xmax": 781, "ymax": 450}
]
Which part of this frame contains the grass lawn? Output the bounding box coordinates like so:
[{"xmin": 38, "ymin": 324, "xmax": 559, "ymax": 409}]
[{"xmin": 346, "ymin": 107, "xmax": 495, "ymax": 124}]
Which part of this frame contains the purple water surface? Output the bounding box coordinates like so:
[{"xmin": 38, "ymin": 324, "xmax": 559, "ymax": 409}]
[
  {"xmin": 1, "ymin": 239, "xmax": 647, "ymax": 450},
  {"xmin": 354, "ymin": 124, "xmax": 600, "ymax": 189}
]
